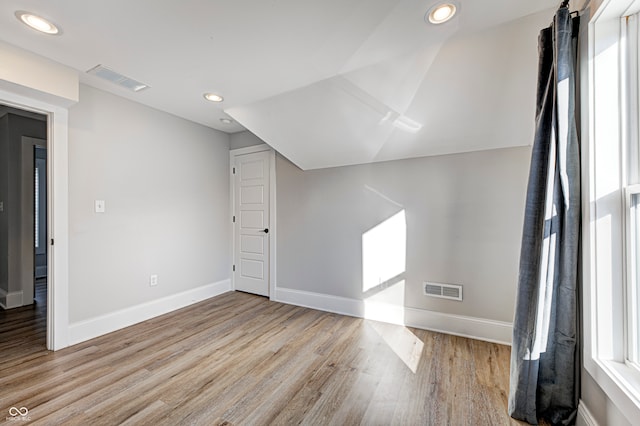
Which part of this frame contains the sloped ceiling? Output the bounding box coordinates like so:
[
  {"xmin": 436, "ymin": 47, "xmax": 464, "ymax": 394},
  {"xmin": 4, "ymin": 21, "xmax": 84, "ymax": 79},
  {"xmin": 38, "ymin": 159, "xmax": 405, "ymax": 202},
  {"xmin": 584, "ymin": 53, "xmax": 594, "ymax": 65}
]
[{"xmin": 0, "ymin": 0, "xmax": 557, "ymax": 169}]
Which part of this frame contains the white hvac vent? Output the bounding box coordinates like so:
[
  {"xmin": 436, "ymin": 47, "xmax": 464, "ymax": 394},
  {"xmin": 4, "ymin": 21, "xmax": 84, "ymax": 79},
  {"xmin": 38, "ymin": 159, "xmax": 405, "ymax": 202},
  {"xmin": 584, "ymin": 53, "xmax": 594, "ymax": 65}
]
[
  {"xmin": 423, "ymin": 282, "xmax": 463, "ymax": 301},
  {"xmin": 86, "ymin": 65, "xmax": 150, "ymax": 92}
]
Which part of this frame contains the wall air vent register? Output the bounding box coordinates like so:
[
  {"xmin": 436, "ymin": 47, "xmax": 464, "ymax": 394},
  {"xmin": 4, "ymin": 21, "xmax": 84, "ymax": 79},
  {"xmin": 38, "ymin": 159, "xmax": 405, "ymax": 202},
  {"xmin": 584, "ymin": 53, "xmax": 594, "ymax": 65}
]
[{"xmin": 423, "ymin": 282, "xmax": 463, "ymax": 301}]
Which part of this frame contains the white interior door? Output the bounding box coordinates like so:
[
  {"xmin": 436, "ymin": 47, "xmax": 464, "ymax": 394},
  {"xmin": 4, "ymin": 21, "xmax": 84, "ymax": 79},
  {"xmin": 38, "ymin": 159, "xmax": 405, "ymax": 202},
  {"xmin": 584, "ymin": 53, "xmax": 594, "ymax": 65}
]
[{"xmin": 233, "ymin": 150, "xmax": 270, "ymax": 296}]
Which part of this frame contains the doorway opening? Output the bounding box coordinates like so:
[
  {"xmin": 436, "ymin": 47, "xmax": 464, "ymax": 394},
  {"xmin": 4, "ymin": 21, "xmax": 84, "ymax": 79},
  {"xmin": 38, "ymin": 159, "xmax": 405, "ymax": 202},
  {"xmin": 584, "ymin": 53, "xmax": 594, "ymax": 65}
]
[{"xmin": 0, "ymin": 104, "xmax": 48, "ymax": 354}]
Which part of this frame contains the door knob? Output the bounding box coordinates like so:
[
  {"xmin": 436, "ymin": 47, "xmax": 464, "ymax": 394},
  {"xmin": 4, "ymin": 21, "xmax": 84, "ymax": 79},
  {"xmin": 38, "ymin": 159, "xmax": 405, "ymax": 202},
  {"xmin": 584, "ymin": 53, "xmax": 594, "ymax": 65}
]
[{"xmin": 261, "ymin": 228, "xmax": 269, "ymax": 233}]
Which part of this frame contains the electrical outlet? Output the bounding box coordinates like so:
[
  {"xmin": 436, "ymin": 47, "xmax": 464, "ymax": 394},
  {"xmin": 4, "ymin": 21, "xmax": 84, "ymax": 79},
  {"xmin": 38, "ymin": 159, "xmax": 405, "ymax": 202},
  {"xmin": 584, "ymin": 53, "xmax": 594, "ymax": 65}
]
[{"xmin": 149, "ymin": 274, "xmax": 158, "ymax": 287}]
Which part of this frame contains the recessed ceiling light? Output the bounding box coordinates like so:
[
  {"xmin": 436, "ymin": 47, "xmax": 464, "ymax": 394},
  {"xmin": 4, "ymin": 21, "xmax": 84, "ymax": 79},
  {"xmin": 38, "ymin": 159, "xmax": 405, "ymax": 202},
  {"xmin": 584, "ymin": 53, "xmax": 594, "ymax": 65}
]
[
  {"xmin": 220, "ymin": 118, "xmax": 233, "ymax": 124},
  {"xmin": 204, "ymin": 93, "xmax": 224, "ymax": 103},
  {"xmin": 426, "ymin": 3, "xmax": 457, "ymax": 25},
  {"xmin": 15, "ymin": 11, "xmax": 60, "ymax": 35}
]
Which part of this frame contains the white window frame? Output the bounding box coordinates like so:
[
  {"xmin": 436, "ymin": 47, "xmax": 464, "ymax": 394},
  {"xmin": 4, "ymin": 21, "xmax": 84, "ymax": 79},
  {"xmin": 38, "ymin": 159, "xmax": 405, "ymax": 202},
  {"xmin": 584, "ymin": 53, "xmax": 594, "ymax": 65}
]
[
  {"xmin": 625, "ymin": 185, "xmax": 640, "ymax": 367},
  {"xmin": 585, "ymin": 0, "xmax": 640, "ymax": 420}
]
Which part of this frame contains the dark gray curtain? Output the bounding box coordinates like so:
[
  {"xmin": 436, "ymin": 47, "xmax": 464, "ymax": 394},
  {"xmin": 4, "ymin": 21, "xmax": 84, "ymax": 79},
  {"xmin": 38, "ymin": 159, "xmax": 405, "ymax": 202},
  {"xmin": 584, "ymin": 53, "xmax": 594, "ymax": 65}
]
[{"xmin": 508, "ymin": 5, "xmax": 580, "ymax": 425}]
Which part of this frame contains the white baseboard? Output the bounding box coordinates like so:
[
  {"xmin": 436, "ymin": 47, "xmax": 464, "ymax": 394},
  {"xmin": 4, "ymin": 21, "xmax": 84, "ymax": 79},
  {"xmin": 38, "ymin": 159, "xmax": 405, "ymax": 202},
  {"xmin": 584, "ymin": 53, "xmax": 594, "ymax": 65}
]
[
  {"xmin": 275, "ymin": 287, "xmax": 363, "ymax": 317},
  {"xmin": 274, "ymin": 287, "xmax": 513, "ymax": 345},
  {"xmin": 69, "ymin": 279, "xmax": 231, "ymax": 346},
  {"xmin": 0, "ymin": 287, "xmax": 6, "ymax": 309},
  {"xmin": 403, "ymin": 305, "xmax": 512, "ymax": 345},
  {"xmin": 0, "ymin": 288, "xmax": 23, "ymax": 309},
  {"xmin": 577, "ymin": 400, "xmax": 599, "ymax": 426}
]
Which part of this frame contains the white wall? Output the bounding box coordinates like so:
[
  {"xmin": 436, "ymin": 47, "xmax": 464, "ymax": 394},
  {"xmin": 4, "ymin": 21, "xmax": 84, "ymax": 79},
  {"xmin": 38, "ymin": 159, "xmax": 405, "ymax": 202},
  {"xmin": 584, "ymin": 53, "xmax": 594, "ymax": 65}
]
[
  {"xmin": 68, "ymin": 85, "xmax": 230, "ymax": 323},
  {"xmin": 0, "ymin": 40, "xmax": 78, "ymax": 106},
  {"xmin": 276, "ymin": 146, "xmax": 529, "ymax": 325}
]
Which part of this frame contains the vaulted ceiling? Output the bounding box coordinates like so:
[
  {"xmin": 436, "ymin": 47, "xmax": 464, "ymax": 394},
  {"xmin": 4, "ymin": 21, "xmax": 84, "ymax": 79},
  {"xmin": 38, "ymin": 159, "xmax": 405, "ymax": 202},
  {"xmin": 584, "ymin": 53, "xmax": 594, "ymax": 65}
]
[{"xmin": 0, "ymin": 0, "xmax": 557, "ymax": 169}]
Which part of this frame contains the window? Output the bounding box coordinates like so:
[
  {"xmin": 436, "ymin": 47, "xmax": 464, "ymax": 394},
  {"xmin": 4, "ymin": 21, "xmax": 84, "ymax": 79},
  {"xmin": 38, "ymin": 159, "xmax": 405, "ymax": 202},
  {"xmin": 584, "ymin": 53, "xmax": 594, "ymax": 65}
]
[
  {"xmin": 34, "ymin": 165, "xmax": 39, "ymax": 249},
  {"xmin": 626, "ymin": 187, "xmax": 640, "ymax": 366},
  {"xmin": 587, "ymin": 0, "xmax": 640, "ymax": 419},
  {"xmin": 624, "ymin": 10, "xmax": 640, "ymax": 370}
]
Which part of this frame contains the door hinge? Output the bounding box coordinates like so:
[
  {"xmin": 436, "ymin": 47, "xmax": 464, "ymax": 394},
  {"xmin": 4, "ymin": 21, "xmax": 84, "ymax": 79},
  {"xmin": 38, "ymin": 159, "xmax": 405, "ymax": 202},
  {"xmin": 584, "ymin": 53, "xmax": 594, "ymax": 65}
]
[
  {"xmin": 232, "ymin": 167, "xmax": 236, "ymax": 174},
  {"xmin": 233, "ymin": 265, "xmax": 236, "ymax": 272},
  {"xmin": 50, "ymin": 238, "xmax": 54, "ymax": 246},
  {"xmin": 233, "ymin": 215, "xmax": 235, "ymax": 223}
]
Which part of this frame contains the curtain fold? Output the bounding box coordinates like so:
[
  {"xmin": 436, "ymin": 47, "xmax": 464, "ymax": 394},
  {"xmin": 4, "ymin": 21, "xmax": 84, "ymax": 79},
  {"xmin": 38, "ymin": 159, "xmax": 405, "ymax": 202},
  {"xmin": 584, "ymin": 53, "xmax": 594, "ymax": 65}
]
[{"xmin": 508, "ymin": 6, "xmax": 580, "ymax": 425}]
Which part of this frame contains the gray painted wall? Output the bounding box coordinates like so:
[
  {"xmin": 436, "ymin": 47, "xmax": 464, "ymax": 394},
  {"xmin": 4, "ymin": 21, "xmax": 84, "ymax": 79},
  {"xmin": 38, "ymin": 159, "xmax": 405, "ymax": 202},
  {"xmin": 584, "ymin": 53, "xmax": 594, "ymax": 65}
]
[
  {"xmin": 0, "ymin": 112, "xmax": 47, "ymax": 303},
  {"xmin": 68, "ymin": 85, "xmax": 231, "ymax": 323},
  {"xmin": 0, "ymin": 115, "xmax": 7, "ymax": 295},
  {"xmin": 276, "ymin": 146, "xmax": 529, "ymax": 322},
  {"xmin": 581, "ymin": 370, "xmax": 630, "ymax": 425},
  {"xmin": 229, "ymin": 131, "xmax": 266, "ymax": 150}
]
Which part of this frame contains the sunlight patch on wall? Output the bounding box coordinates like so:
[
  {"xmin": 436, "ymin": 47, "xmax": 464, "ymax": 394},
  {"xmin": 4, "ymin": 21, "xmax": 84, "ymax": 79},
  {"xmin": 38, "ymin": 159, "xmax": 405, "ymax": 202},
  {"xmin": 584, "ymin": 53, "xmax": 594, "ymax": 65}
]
[
  {"xmin": 362, "ymin": 207, "xmax": 413, "ymax": 368},
  {"xmin": 362, "ymin": 210, "xmax": 406, "ymax": 292}
]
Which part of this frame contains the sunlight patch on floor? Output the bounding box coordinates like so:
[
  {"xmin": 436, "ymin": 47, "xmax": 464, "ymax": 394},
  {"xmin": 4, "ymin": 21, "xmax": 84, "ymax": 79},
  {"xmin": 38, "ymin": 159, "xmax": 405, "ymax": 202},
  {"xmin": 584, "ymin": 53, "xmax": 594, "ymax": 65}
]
[
  {"xmin": 369, "ymin": 320, "xmax": 424, "ymax": 373},
  {"xmin": 364, "ymin": 280, "xmax": 405, "ymax": 325}
]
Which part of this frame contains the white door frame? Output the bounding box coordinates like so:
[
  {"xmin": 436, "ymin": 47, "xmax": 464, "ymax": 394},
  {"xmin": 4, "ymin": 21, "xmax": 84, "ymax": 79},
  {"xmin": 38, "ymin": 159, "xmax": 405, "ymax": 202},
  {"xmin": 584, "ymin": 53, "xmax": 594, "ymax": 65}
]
[
  {"xmin": 230, "ymin": 144, "xmax": 276, "ymax": 299},
  {"xmin": 0, "ymin": 87, "xmax": 70, "ymax": 351}
]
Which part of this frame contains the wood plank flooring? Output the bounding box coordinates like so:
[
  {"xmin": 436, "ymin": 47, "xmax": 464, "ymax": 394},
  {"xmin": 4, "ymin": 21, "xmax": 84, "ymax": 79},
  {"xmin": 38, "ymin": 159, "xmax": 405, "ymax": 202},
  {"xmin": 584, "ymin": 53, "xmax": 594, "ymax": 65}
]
[
  {"xmin": 0, "ymin": 278, "xmax": 47, "ymax": 361},
  {"xmin": 0, "ymin": 290, "xmax": 525, "ymax": 425}
]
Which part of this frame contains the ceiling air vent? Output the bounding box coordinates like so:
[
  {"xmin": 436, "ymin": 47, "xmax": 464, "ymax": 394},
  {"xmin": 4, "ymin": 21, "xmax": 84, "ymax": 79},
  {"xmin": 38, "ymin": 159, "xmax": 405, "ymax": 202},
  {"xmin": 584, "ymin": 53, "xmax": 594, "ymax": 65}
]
[
  {"xmin": 423, "ymin": 282, "xmax": 463, "ymax": 301},
  {"xmin": 86, "ymin": 65, "xmax": 150, "ymax": 92}
]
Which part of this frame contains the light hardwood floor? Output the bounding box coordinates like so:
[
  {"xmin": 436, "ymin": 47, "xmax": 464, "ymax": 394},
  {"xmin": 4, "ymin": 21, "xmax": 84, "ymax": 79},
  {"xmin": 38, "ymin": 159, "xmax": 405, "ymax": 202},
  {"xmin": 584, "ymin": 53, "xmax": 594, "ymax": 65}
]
[
  {"xmin": 0, "ymin": 290, "xmax": 524, "ymax": 425},
  {"xmin": 0, "ymin": 278, "xmax": 47, "ymax": 361}
]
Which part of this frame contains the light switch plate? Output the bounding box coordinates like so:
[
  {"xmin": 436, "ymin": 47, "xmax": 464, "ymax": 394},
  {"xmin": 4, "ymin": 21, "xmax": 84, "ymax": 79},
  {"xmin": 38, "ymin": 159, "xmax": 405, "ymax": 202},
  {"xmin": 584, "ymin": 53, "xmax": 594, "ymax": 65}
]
[{"xmin": 95, "ymin": 200, "xmax": 105, "ymax": 213}]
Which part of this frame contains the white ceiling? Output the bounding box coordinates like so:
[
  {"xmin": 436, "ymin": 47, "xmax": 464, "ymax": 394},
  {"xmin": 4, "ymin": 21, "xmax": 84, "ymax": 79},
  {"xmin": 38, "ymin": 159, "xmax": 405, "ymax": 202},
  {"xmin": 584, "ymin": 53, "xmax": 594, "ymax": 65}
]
[{"xmin": 0, "ymin": 0, "xmax": 557, "ymax": 170}]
